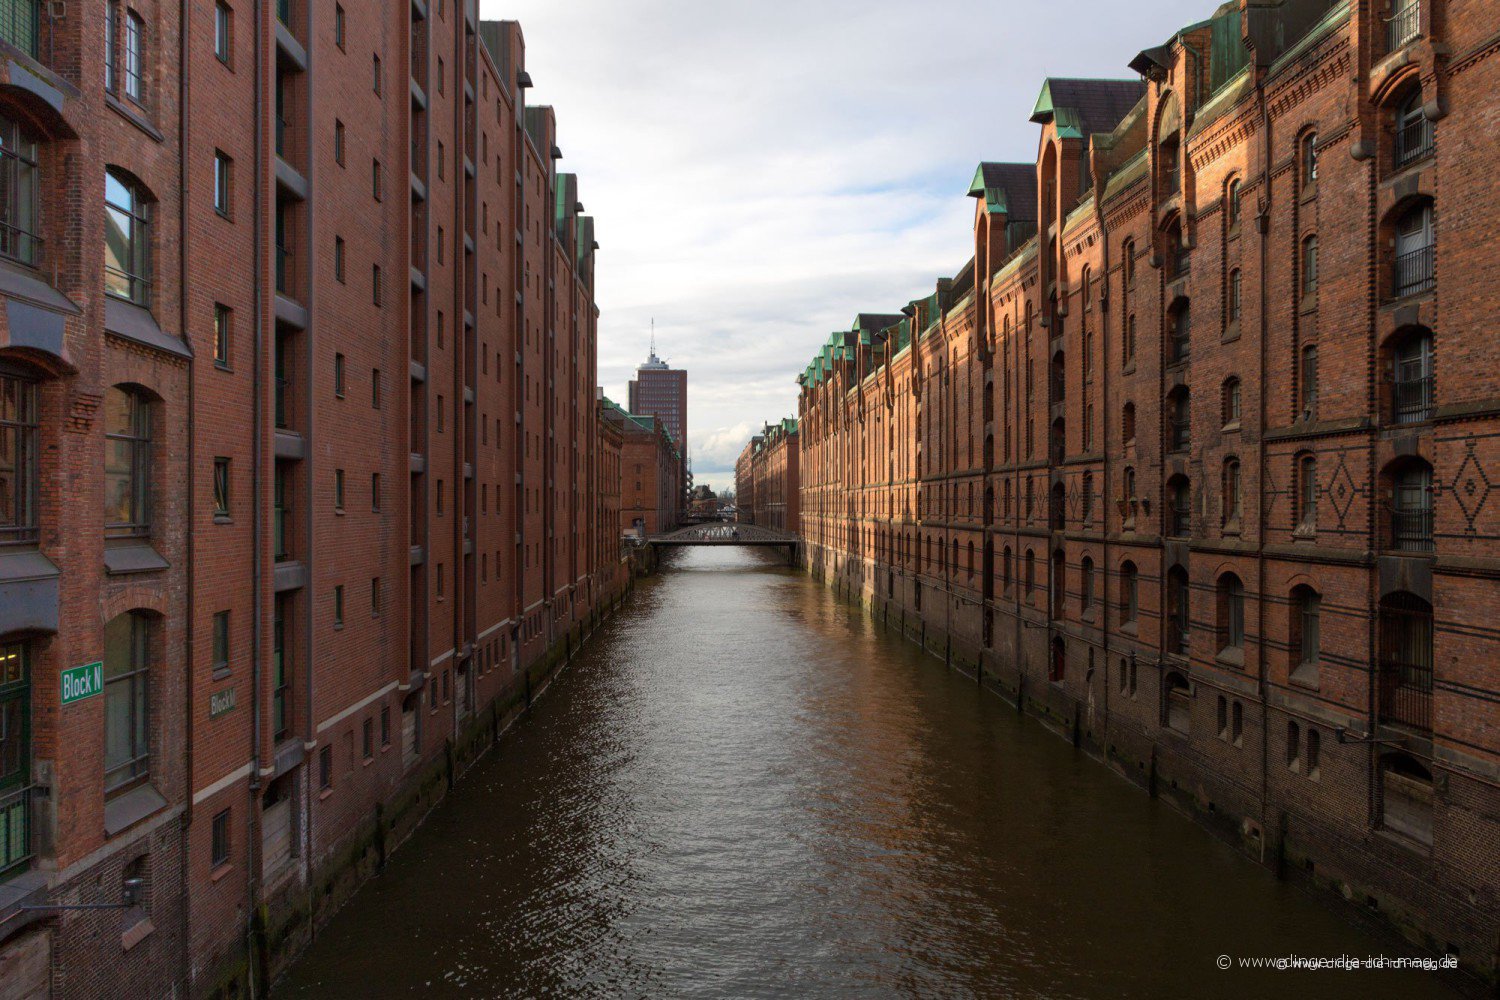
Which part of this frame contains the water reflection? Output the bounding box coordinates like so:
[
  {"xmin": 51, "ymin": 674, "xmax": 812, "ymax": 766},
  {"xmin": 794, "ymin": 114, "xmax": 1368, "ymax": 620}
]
[{"xmin": 280, "ymin": 547, "xmax": 1458, "ymax": 998}]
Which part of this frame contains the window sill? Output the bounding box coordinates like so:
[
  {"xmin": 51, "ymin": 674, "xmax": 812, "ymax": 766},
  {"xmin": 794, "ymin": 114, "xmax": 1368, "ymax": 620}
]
[
  {"xmin": 1290, "ymin": 663, "xmax": 1320, "ymax": 690},
  {"xmin": 362, "ymin": 757, "xmax": 374, "ymax": 768},
  {"xmin": 211, "ymin": 666, "xmax": 232, "ymax": 682},
  {"xmin": 213, "ymin": 514, "xmax": 233, "ymax": 525},
  {"xmin": 1222, "ymin": 421, "xmax": 1241, "ymax": 434},
  {"xmin": 1215, "ymin": 647, "xmax": 1245, "ymax": 669},
  {"xmin": 209, "ymin": 862, "xmax": 234, "ymax": 883},
  {"xmin": 1300, "ymin": 183, "xmax": 1317, "ymax": 204},
  {"xmin": 103, "ymin": 782, "xmax": 168, "ymax": 837},
  {"xmin": 1299, "ymin": 295, "xmax": 1318, "ymax": 315},
  {"xmin": 318, "ymin": 787, "xmax": 333, "ymax": 802},
  {"xmin": 1120, "ymin": 621, "xmax": 1138, "ymax": 636},
  {"xmin": 105, "ymin": 92, "xmax": 164, "ymax": 143},
  {"xmin": 1221, "ymin": 323, "xmax": 1241, "ymax": 344},
  {"xmin": 104, "ymin": 541, "xmax": 170, "ymax": 576},
  {"xmin": 121, "ymin": 916, "xmax": 155, "ymax": 952}
]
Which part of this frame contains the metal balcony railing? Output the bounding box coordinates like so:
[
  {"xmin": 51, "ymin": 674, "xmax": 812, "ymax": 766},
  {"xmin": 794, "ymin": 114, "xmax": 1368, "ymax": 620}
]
[
  {"xmin": 1395, "ymin": 115, "xmax": 1434, "ymax": 168},
  {"xmin": 1391, "ymin": 506, "xmax": 1434, "ymax": 552},
  {"xmin": 1378, "ymin": 657, "xmax": 1431, "ymax": 732},
  {"xmin": 0, "ymin": 784, "xmax": 34, "ymax": 879},
  {"xmin": 1393, "ymin": 374, "xmax": 1433, "ymax": 424},
  {"xmin": 1388, "ymin": 2, "xmax": 1421, "ymax": 53},
  {"xmin": 0, "ymin": 1, "xmax": 39, "ymax": 58},
  {"xmin": 1395, "ymin": 245, "xmax": 1434, "ymax": 298}
]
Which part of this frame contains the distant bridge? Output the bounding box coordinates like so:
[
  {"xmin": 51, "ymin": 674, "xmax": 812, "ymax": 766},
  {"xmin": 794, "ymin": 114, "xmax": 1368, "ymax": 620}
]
[{"xmin": 647, "ymin": 524, "xmax": 802, "ymax": 561}]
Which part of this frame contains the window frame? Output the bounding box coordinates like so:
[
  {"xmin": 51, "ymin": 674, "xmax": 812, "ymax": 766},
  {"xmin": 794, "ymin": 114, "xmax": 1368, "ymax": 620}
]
[
  {"xmin": 104, "ymin": 385, "xmax": 152, "ymax": 539},
  {"xmin": 105, "ymin": 169, "xmax": 152, "ymax": 305},
  {"xmin": 0, "ymin": 115, "xmax": 41, "ymax": 267},
  {"xmin": 103, "ymin": 612, "xmax": 151, "ymax": 797},
  {"xmin": 0, "ymin": 371, "xmax": 39, "ymax": 545}
]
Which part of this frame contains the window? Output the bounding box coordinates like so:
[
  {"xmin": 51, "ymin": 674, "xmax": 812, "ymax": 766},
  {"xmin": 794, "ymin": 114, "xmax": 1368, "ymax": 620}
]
[
  {"xmin": 1217, "ymin": 573, "xmax": 1244, "ymax": 653},
  {"xmin": 1217, "ymin": 696, "xmax": 1229, "ymax": 740},
  {"xmin": 334, "ymin": 236, "xmax": 345, "ymax": 282},
  {"xmin": 319, "ymin": 744, "xmax": 332, "ymax": 790},
  {"xmin": 1227, "ymin": 178, "xmax": 1242, "ymax": 228},
  {"xmin": 105, "ymin": 3, "xmax": 119, "ymax": 93},
  {"xmin": 1122, "ymin": 402, "xmax": 1136, "ymax": 444},
  {"xmin": 105, "ymin": 169, "xmax": 151, "ymax": 304},
  {"xmin": 1394, "ymin": 202, "xmax": 1434, "ymax": 298},
  {"xmin": 213, "ymin": 152, "xmax": 232, "ymax": 216},
  {"xmin": 214, "ymin": 3, "xmax": 232, "ymax": 63},
  {"xmin": 372, "ymin": 369, "xmax": 381, "ymax": 409},
  {"xmin": 1167, "ymin": 566, "xmax": 1190, "ymax": 654},
  {"xmin": 373, "ymin": 265, "xmax": 382, "ymax": 305},
  {"xmin": 1125, "ymin": 314, "xmax": 1136, "ymax": 362},
  {"xmin": 1165, "ymin": 672, "xmax": 1190, "ymax": 733},
  {"xmin": 124, "ymin": 10, "xmax": 145, "ymax": 104},
  {"xmin": 372, "ymin": 159, "xmax": 382, "ymax": 201},
  {"xmin": 211, "ymin": 808, "xmax": 231, "ymax": 869},
  {"xmin": 1391, "ymin": 459, "xmax": 1434, "ymax": 551},
  {"xmin": 1168, "ymin": 301, "xmax": 1190, "ymax": 363},
  {"xmin": 1121, "ymin": 561, "xmax": 1138, "ymax": 624},
  {"xmin": 1081, "ymin": 556, "xmax": 1095, "ymax": 612},
  {"xmin": 212, "ymin": 304, "xmax": 231, "ymax": 366},
  {"xmin": 333, "ymin": 584, "xmax": 344, "ymax": 627},
  {"xmin": 334, "ymin": 120, "xmax": 345, "ymax": 165},
  {"xmin": 1301, "ymin": 235, "xmax": 1318, "ymax": 298},
  {"xmin": 1223, "ymin": 458, "xmax": 1241, "ymax": 526},
  {"xmin": 371, "ymin": 576, "xmax": 381, "ymax": 616},
  {"xmin": 371, "ymin": 473, "xmax": 381, "ymax": 512},
  {"xmin": 1291, "ymin": 585, "xmax": 1321, "ymax": 683},
  {"xmin": 0, "ymin": 372, "xmax": 38, "ymax": 544},
  {"xmin": 1306, "ymin": 728, "xmax": 1321, "ymax": 780},
  {"xmin": 362, "ymin": 718, "xmax": 373, "ymax": 759},
  {"xmin": 334, "ymin": 353, "xmax": 345, "ymax": 397},
  {"xmin": 1227, "ymin": 269, "xmax": 1241, "ymax": 323},
  {"xmin": 436, "ymin": 563, "xmax": 445, "ymax": 600},
  {"xmin": 105, "ymin": 386, "xmax": 151, "ymax": 538},
  {"xmin": 1301, "ymin": 132, "xmax": 1318, "ymax": 189},
  {"xmin": 1168, "ymin": 389, "xmax": 1190, "ymax": 452},
  {"xmin": 1297, "ymin": 454, "xmax": 1317, "ymax": 531},
  {"xmin": 1300, "ymin": 345, "xmax": 1318, "ymax": 418},
  {"xmin": 1392, "ymin": 330, "xmax": 1434, "ymax": 424},
  {"xmin": 1286, "ymin": 721, "xmax": 1302, "ymax": 771},
  {"xmin": 103, "ymin": 612, "xmax": 151, "ymax": 795},
  {"xmin": 1232, "ymin": 701, "xmax": 1243, "ymax": 744},
  {"xmin": 334, "ymin": 3, "xmax": 345, "ymax": 50},
  {"xmin": 333, "ymin": 468, "xmax": 344, "ymax": 510},
  {"xmin": 212, "ymin": 610, "xmax": 230, "ymax": 674},
  {"xmin": 0, "ymin": 116, "xmax": 40, "ymax": 266},
  {"xmin": 1024, "ymin": 549, "xmax": 1035, "ymax": 596},
  {"xmin": 1389, "ymin": 0, "xmax": 1421, "ymax": 52},
  {"xmin": 272, "ymin": 595, "xmax": 290, "ymax": 740},
  {"xmin": 1380, "ymin": 753, "xmax": 1432, "ymax": 844},
  {"xmin": 380, "ymin": 705, "xmax": 390, "ymax": 746},
  {"xmin": 212, "ymin": 457, "xmax": 230, "ymax": 517},
  {"xmin": 1123, "ymin": 239, "xmax": 1136, "ymax": 287},
  {"xmin": 1394, "ymin": 89, "xmax": 1433, "ymax": 167},
  {"xmin": 372, "ymin": 54, "xmax": 382, "ymax": 95}
]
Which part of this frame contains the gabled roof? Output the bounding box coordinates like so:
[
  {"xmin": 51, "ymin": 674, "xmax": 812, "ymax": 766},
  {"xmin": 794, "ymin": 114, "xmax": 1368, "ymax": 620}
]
[
  {"xmin": 1030, "ymin": 78, "xmax": 1146, "ymax": 138},
  {"xmin": 967, "ymin": 162, "xmax": 1038, "ymax": 220}
]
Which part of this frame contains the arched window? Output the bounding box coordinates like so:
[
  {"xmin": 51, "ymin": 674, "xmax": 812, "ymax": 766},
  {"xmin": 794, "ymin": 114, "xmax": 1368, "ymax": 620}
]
[
  {"xmin": 1394, "ymin": 202, "xmax": 1435, "ymax": 298},
  {"xmin": 1051, "ymin": 637, "xmax": 1066, "ymax": 684},
  {"xmin": 1286, "ymin": 720, "xmax": 1302, "ymax": 770},
  {"xmin": 1050, "ymin": 480, "xmax": 1066, "ymax": 531},
  {"xmin": 1081, "ymin": 265, "xmax": 1092, "ymax": 310},
  {"xmin": 1301, "ymin": 235, "xmax": 1319, "ymax": 298},
  {"xmin": 1002, "ymin": 546, "xmax": 1013, "ymax": 594},
  {"xmin": 1296, "ymin": 453, "xmax": 1317, "ymax": 531},
  {"xmin": 1392, "ymin": 328, "xmax": 1434, "ymax": 424},
  {"xmin": 105, "ymin": 168, "xmax": 152, "ymax": 304},
  {"xmin": 1024, "ymin": 549, "xmax": 1036, "ymax": 596},
  {"xmin": 1167, "ymin": 565, "xmax": 1190, "ymax": 654},
  {"xmin": 1081, "ymin": 556, "xmax": 1095, "ymax": 613},
  {"xmin": 1222, "ymin": 458, "xmax": 1242, "ymax": 525},
  {"xmin": 1122, "ymin": 402, "xmax": 1136, "ymax": 444},
  {"xmin": 1050, "ymin": 548, "xmax": 1065, "ymax": 619},
  {"xmin": 1226, "ymin": 178, "xmax": 1242, "ymax": 228},
  {"xmin": 1389, "ymin": 458, "xmax": 1434, "ymax": 551},
  {"xmin": 1125, "ymin": 313, "xmax": 1137, "ymax": 362},
  {"xmin": 1167, "ymin": 388, "xmax": 1190, "ymax": 452},
  {"xmin": 1380, "ymin": 752, "xmax": 1432, "ymax": 844},
  {"xmin": 1300, "ymin": 131, "xmax": 1319, "ymax": 189},
  {"xmin": 1290, "ymin": 585, "xmax": 1321, "ymax": 684},
  {"xmin": 104, "ymin": 611, "xmax": 152, "ymax": 796},
  {"xmin": 1378, "ymin": 592, "xmax": 1433, "ymax": 732},
  {"xmin": 1216, "ymin": 573, "xmax": 1245, "ymax": 653},
  {"xmin": 1164, "ymin": 672, "xmax": 1191, "ymax": 733},
  {"xmin": 0, "ymin": 116, "xmax": 41, "ymax": 266},
  {"xmin": 1050, "ymin": 350, "xmax": 1065, "ymax": 401},
  {"xmin": 1227, "ymin": 268, "xmax": 1242, "ymax": 323},
  {"xmin": 1081, "ymin": 471, "xmax": 1094, "ymax": 524},
  {"xmin": 1222, "ymin": 377, "xmax": 1241, "ymax": 427},
  {"xmin": 1168, "ymin": 475, "xmax": 1191, "ymax": 537},
  {"xmin": 1120, "ymin": 561, "xmax": 1139, "ymax": 624},
  {"xmin": 966, "ymin": 541, "xmax": 974, "ymax": 582},
  {"xmin": 1394, "ymin": 88, "xmax": 1433, "ymax": 167},
  {"xmin": 1123, "ymin": 238, "xmax": 1136, "ymax": 287},
  {"xmin": 105, "ymin": 386, "xmax": 152, "ymax": 538}
]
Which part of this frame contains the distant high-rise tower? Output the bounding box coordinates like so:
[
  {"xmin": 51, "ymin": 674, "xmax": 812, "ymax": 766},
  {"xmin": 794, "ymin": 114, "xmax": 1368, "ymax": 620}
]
[{"xmin": 628, "ymin": 332, "xmax": 688, "ymax": 452}]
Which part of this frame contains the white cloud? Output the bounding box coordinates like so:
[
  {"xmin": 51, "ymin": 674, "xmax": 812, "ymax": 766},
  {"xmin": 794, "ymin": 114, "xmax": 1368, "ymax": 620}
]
[{"xmin": 481, "ymin": 0, "xmax": 1211, "ymax": 488}]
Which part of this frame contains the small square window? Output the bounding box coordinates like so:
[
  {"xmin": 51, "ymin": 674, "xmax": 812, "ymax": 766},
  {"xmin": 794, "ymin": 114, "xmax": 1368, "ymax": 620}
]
[
  {"xmin": 213, "ymin": 304, "xmax": 231, "ymax": 366},
  {"xmin": 212, "ymin": 609, "xmax": 230, "ymax": 674},
  {"xmin": 211, "ymin": 808, "xmax": 231, "ymax": 868},
  {"xmin": 213, "ymin": 457, "xmax": 231, "ymax": 516}
]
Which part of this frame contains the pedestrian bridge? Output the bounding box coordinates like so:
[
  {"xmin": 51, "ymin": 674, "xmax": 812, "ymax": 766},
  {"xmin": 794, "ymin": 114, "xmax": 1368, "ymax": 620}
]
[{"xmin": 647, "ymin": 524, "xmax": 801, "ymax": 555}]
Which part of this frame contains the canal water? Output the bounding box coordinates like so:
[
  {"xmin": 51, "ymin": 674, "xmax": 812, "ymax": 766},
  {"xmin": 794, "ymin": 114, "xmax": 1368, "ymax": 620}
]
[{"xmin": 279, "ymin": 547, "xmax": 1459, "ymax": 999}]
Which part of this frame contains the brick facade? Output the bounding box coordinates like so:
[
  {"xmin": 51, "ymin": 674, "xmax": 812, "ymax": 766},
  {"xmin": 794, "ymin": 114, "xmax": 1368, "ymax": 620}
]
[
  {"xmin": 795, "ymin": 0, "xmax": 1499, "ymax": 983},
  {"xmin": 0, "ymin": 4, "xmax": 626, "ymax": 997},
  {"xmin": 736, "ymin": 419, "xmax": 799, "ymax": 533}
]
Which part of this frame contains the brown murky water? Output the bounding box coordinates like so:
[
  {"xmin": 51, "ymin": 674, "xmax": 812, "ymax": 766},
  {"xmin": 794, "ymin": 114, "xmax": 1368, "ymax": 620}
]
[{"xmin": 278, "ymin": 547, "xmax": 1461, "ymax": 998}]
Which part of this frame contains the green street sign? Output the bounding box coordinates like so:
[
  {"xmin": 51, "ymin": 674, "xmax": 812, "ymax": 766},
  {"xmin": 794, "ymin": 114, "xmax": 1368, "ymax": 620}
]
[{"xmin": 61, "ymin": 662, "xmax": 103, "ymax": 706}]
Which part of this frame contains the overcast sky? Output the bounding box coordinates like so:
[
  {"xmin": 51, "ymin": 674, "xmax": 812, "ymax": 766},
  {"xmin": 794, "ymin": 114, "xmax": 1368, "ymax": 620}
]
[{"xmin": 480, "ymin": 0, "xmax": 1210, "ymax": 491}]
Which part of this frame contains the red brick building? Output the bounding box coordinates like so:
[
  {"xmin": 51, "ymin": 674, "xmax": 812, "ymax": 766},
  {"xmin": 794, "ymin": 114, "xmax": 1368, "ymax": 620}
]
[
  {"xmin": 0, "ymin": 5, "xmax": 624, "ymax": 996},
  {"xmin": 606, "ymin": 397, "xmax": 681, "ymax": 536},
  {"xmin": 798, "ymin": 0, "xmax": 1499, "ymax": 980},
  {"xmin": 736, "ymin": 419, "xmax": 799, "ymax": 533}
]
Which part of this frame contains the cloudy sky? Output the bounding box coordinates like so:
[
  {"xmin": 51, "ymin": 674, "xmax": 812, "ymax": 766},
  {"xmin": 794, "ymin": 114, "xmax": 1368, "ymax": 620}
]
[{"xmin": 480, "ymin": 0, "xmax": 1209, "ymax": 491}]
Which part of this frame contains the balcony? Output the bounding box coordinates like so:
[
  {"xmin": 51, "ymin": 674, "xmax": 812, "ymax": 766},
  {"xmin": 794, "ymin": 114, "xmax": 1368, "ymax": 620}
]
[
  {"xmin": 1393, "ymin": 374, "xmax": 1433, "ymax": 424},
  {"xmin": 1395, "ymin": 115, "xmax": 1434, "ymax": 168},
  {"xmin": 1378, "ymin": 656, "xmax": 1431, "ymax": 733},
  {"xmin": 1394, "ymin": 244, "xmax": 1434, "ymax": 298},
  {"xmin": 0, "ymin": 784, "xmax": 34, "ymax": 880},
  {"xmin": 1390, "ymin": 505, "xmax": 1433, "ymax": 552},
  {"xmin": 1388, "ymin": 1, "xmax": 1420, "ymax": 53},
  {"xmin": 0, "ymin": 1, "xmax": 39, "ymax": 58}
]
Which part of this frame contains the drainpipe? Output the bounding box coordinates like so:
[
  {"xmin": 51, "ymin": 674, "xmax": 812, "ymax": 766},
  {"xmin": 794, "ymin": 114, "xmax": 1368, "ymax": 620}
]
[
  {"xmin": 300, "ymin": 0, "xmax": 318, "ymax": 888},
  {"xmin": 246, "ymin": 0, "xmax": 266, "ymax": 993},
  {"xmin": 1254, "ymin": 66, "xmax": 1273, "ymax": 846},
  {"xmin": 178, "ymin": 0, "xmax": 195, "ymax": 994}
]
